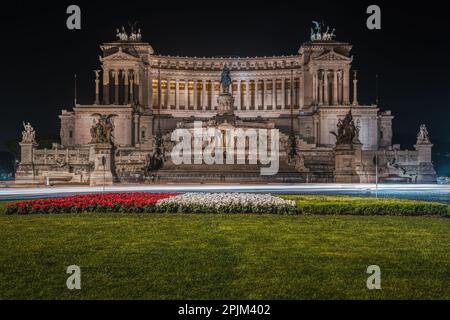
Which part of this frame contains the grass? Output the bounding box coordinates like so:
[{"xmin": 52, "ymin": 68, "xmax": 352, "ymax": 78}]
[{"xmin": 1, "ymin": 197, "xmax": 450, "ymax": 299}]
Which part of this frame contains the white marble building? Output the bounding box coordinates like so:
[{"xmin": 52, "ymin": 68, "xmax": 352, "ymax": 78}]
[
  {"xmin": 59, "ymin": 30, "xmax": 394, "ymax": 152},
  {"xmin": 16, "ymin": 26, "xmax": 435, "ymax": 185}
]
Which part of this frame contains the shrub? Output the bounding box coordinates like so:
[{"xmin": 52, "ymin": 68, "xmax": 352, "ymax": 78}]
[{"xmin": 281, "ymin": 195, "xmax": 448, "ymax": 216}]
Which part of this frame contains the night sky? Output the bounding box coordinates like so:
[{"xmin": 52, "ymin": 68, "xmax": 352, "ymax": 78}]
[{"xmin": 1, "ymin": 1, "xmax": 449, "ymax": 158}]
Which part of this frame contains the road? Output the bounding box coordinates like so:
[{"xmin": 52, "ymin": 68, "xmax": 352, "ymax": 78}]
[{"xmin": 1, "ymin": 184, "xmax": 450, "ymax": 203}]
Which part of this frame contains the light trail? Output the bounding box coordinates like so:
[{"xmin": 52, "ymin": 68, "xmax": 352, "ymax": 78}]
[{"xmin": 1, "ymin": 184, "xmax": 450, "ymax": 202}]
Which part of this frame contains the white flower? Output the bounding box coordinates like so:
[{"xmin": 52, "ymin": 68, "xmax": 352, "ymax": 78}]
[{"xmin": 156, "ymin": 193, "xmax": 295, "ymax": 209}]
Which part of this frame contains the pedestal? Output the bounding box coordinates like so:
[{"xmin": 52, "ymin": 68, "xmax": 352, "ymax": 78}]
[
  {"xmin": 217, "ymin": 93, "xmax": 235, "ymax": 115},
  {"xmin": 15, "ymin": 142, "xmax": 38, "ymax": 184},
  {"xmin": 89, "ymin": 143, "xmax": 114, "ymax": 187},
  {"xmin": 334, "ymin": 144, "xmax": 360, "ymax": 183},
  {"xmin": 414, "ymin": 142, "xmax": 437, "ymax": 183}
]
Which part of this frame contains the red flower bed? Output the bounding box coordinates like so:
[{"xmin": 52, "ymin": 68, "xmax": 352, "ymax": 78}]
[{"xmin": 5, "ymin": 193, "xmax": 179, "ymax": 214}]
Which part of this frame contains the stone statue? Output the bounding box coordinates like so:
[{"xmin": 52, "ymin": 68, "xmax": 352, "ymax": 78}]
[
  {"xmin": 330, "ymin": 110, "xmax": 357, "ymax": 145},
  {"xmin": 94, "ymin": 70, "xmax": 100, "ymax": 80},
  {"xmin": 386, "ymin": 156, "xmax": 409, "ymax": 177},
  {"xmin": 311, "ymin": 21, "xmax": 336, "ymax": 41},
  {"xmin": 90, "ymin": 114, "xmax": 117, "ymax": 144},
  {"xmin": 354, "ymin": 125, "xmax": 361, "ymax": 144},
  {"xmin": 116, "ymin": 26, "xmax": 128, "ymax": 41},
  {"xmin": 137, "ymin": 28, "xmax": 142, "ymax": 41},
  {"xmin": 330, "ymin": 28, "xmax": 336, "ymax": 40},
  {"xmin": 116, "ymin": 24, "xmax": 142, "ymax": 42},
  {"xmin": 311, "ymin": 21, "xmax": 321, "ymax": 41},
  {"xmin": 220, "ymin": 64, "xmax": 232, "ymax": 94},
  {"xmin": 21, "ymin": 122, "xmax": 36, "ymax": 143},
  {"xmin": 129, "ymin": 31, "xmax": 137, "ymax": 41},
  {"xmin": 417, "ymin": 124, "xmax": 430, "ymax": 144}
]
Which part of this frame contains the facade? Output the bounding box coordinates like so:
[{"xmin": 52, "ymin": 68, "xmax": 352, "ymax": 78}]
[{"xmin": 16, "ymin": 26, "xmax": 437, "ymax": 185}]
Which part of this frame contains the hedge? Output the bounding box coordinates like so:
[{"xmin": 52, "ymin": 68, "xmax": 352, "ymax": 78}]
[{"xmin": 281, "ymin": 195, "xmax": 449, "ymax": 216}]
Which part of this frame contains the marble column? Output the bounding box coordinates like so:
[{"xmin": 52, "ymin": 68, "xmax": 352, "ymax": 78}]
[
  {"xmin": 133, "ymin": 114, "xmax": 139, "ymax": 146},
  {"xmin": 287, "ymin": 78, "xmax": 292, "ymax": 108},
  {"xmin": 194, "ymin": 80, "xmax": 198, "ymax": 109},
  {"xmin": 102, "ymin": 69, "xmax": 109, "ymax": 105},
  {"xmin": 202, "ymin": 80, "xmax": 207, "ymax": 110},
  {"xmin": 324, "ymin": 70, "xmax": 329, "ymax": 105},
  {"xmin": 299, "ymin": 75, "xmax": 304, "ymax": 109},
  {"xmin": 237, "ymin": 80, "xmax": 241, "ymax": 110},
  {"xmin": 130, "ymin": 73, "xmax": 134, "ymax": 103},
  {"xmin": 352, "ymin": 71, "xmax": 358, "ymax": 106},
  {"xmin": 124, "ymin": 70, "xmax": 129, "ymax": 105},
  {"xmin": 166, "ymin": 79, "xmax": 171, "ymax": 108},
  {"xmin": 184, "ymin": 80, "xmax": 189, "ymax": 109},
  {"xmin": 263, "ymin": 79, "xmax": 268, "ymax": 110},
  {"xmin": 175, "ymin": 79, "xmax": 180, "ymax": 110},
  {"xmin": 94, "ymin": 71, "xmax": 100, "ymax": 105},
  {"xmin": 147, "ymin": 69, "xmax": 153, "ymax": 109},
  {"xmin": 281, "ymin": 78, "xmax": 286, "ymax": 109},
  {"xmin": 255, "ymin": 80, "xmax": 260, "ymax": 109},
  {"xmin": 246, "ymin": 80, "xmax": 250, "ymax": 109},
  {"xmin": 318, "ymin": 73, "xmax": 323, "ymax": 105},
  {"xmin": 114, "ymin": 69, "xmax": 119, "ymax": 104},
  {"xmin": 272, "ymin": 79, "xmax": 276, "ymax": 108},
  {"xmin": 211, "ymin": 80, "xmax": 216, "ymax": 110},
  {"xmin": 312, "ymin": 72, "xmax": 317, "ymax": 104},
  {"xmin": 343, "ymin": 68, "xmax": 350, "ymax": 105},
  {"xmin": 135, "ymin": 70, "xmax": 140, "ymax": 105},
  {"xmin": 211, "ymin": 80, "xmax": 217, "ymax": 110},
  {"xmin": 333, "ymin": 70, "xmax": 338, "ymax": 105}
]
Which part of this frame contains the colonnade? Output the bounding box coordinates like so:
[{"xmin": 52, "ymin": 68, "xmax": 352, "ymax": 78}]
[
  {"xmin": 100, "ymin": 69, "xmax": 140, "ymax": 105},
  {"xmin": 312, "ymin": 68, "xmax": 350, "ymax": 105},
  {"xmin": 152, "ymin": 78, "xmax": 301, "ymax": 111}
]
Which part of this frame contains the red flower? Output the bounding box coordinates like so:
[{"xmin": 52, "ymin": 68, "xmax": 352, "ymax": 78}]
[{"xmin": 6, "ymin": 193, "xmax": 179, "ymax": 214}]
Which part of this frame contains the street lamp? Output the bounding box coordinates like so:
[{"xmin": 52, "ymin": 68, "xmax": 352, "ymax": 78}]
[
  {"xmin": 102, "ymin": 155, "xmax": 106, "ymax": 193},
  {"xmin": 373, "ymin": 152, "xmax": 379, "ymax": 198}
]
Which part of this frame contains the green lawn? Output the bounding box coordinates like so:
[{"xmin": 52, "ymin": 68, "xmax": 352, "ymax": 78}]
[{"xmin": 1, "ymin": 208, "xmax": 450, "ymax": 299}]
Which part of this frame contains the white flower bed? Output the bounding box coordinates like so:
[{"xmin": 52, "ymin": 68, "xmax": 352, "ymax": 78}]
[{"xmin": 155, "ymin": 193, "xmax": 297, "ymax": 214}]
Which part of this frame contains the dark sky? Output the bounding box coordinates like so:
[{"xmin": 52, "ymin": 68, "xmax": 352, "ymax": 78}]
[{"xmin": 1, "ymin": 0, "xmax": 449, "ymax": 152}]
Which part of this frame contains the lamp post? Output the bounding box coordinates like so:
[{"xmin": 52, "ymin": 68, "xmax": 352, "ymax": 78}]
[
  {"xmin": 102, "ymin": 155, "xmax": 106, "ymax": 193},
  {"xmin": 373, "ymin": 152, "xmax": 378, "ymax": 198}
]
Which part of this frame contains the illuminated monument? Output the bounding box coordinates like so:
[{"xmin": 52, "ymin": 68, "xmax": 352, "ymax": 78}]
[{"xmin": 15, "ymin": 23, "xmax": 436, "ymax": 185}]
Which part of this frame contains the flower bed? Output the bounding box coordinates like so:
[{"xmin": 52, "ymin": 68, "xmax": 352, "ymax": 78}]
[
  {"xmin": 5, "ymin": 193, "xmax": 445, "ymax": 216},
  {"xmin": 5, "ymin": 193, "xmax": 178, "ymax": 214},
  {"xmin": 5, "ymin": 192, "xmax": 297, "ymax": 215},
  {"xmin": 156, "ymin": 193, "xmax": 298, "ymax": 214}
]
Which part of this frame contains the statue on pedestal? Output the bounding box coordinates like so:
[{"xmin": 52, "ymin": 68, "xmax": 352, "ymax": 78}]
[
  {"xmin": 330, "ymin": 110, "xmax": 357, "ymax": 145},
  {"xmin": 217, "ymin": 65, "xmax": 235, "ymax": 116},
  {"xmin": 21, "ymin": 122, "xmax": 36, "ymax": 143},
  {"xmin": 416, "ymin": 124, "xmax": 430, "ymax": 144},
  {"xmin": 220, "ymin": 64, "xmax": 232, "ymax": 94},
  {"xmin": 90, "ymin": 114, "xmax": 116, "ymax": 144}
]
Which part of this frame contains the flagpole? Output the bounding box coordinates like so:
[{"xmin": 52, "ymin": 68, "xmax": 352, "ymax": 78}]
[
  {"xmin": 74, "ymin": 74, "xmax": 77, "ymax": 106},
  {"xmin": 375, "ymin": 73, "xmax": 379, "ymax": 106}
]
